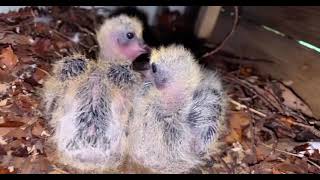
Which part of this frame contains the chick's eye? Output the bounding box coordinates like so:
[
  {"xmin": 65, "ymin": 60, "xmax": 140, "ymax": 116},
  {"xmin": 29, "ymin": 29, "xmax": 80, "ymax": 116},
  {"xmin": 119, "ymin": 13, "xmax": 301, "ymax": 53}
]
[
  {"xmin": 126, "ymin": 32, "xmax": 135, "ymax": 39},
  {"xmin": 151, "ymin": 63, "xmax": 157, "ymax": 73}
]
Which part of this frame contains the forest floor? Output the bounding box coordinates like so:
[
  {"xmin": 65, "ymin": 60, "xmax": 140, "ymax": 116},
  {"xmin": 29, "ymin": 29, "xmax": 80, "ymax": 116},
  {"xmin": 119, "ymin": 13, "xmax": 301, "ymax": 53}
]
[{"xmin": 0, "ymin": 6, "xmax": 319, "ymax": 174}]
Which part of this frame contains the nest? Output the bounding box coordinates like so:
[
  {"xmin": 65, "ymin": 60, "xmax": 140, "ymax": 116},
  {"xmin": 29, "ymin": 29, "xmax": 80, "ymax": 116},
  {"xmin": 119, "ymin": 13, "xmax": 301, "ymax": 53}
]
[{"xmin": 0, "ymin": 6, "xmax": 319, "ymax": 174}]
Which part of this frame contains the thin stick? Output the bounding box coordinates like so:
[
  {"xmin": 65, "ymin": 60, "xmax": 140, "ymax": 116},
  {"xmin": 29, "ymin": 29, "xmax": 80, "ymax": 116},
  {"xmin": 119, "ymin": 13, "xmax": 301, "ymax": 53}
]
[
  {"xmin": 20, "ymin": 118, "xmax": 38, "ymax": 130},
  {"xmin": 49, "ymin": 165, "xmax": 69, "ymax": 174},
  {"xmin": 224, "ymin": 76, "xmax": 276, "ymax": 112},
  {"xmin": 282, "ymin": 118, "xmax": 320, "ymax": 138},
  {"xmin": 217, "ymin": 156, "xmax": 234, "ymax": 174},
  {"xmin": 260, "ymin": 142, "xmax": 320, "ymax": 170},
  {"xmin": 202, "ymin": 6, "xmax": 239, "ymax": 59},
  {"xmin": 51, "ymin": 29, "xmax": 90, "ymax": 49},
  {"xmin": 246, "ymin": 107, "xmax": 258, "ymax": 164},
  {"xmin": 36, "ymin": 67, "xmax": 52, "ymax": 77},
  {"xmin": 229, "ymin": 98, "xmax": 267, "ymax": 118},
  {"xmin": 261, "ymin": 127, "xmax": 278, "ymax": 155}
]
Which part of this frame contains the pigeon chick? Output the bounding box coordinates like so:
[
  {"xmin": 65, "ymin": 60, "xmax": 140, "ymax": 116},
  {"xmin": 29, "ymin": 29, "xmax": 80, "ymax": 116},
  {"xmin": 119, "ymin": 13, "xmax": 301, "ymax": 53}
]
[
  {"xmin": 42, "ymin": 15, "xmax": 148, "ymax": 172},
  {"xmin": 128, "ymin": 45, "xmax": 227, "ymax": 174}
]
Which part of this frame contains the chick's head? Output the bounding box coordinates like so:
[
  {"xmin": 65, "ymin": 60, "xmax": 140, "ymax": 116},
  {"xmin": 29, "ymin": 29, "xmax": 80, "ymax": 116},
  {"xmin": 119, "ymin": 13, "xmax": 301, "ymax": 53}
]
[
  {"xmin": 97, "ymin": 15, "xmax": 149, "ymax": 63},
  {"xmin": 149, "ymin": 45, "xmax": 201, "ymax": 95}
]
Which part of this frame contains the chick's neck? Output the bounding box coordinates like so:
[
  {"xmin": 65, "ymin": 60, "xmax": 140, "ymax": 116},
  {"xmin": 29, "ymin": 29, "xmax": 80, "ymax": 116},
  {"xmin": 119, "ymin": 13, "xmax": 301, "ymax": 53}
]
[{"xmin": 156, "ymin": 84, "xmax": 193, "ymax": 114}]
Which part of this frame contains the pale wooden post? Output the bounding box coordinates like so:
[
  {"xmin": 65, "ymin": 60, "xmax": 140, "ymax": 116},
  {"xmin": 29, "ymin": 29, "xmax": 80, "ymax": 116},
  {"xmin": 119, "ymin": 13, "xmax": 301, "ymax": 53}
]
[{"xmin": 195, "ymin": 6, "xmax": 221, "ymax": 39}]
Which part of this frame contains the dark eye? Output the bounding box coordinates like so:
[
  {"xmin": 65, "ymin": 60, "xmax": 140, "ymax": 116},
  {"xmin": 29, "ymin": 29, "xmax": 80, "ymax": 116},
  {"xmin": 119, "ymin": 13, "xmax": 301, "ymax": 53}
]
[
  {"xmin": 126, "ymin": 32, "xmax": 135, "ymax": 40},
  {"xmin": 151, "ymin": 63, "xmax": 157, "ymax": 73}
]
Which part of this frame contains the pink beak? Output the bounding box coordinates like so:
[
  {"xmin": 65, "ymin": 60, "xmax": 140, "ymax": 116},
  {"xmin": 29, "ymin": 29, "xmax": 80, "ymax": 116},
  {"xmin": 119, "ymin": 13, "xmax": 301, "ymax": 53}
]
[
  {"xmin": 136, "ymin": 39, "xmax": 150, "ymax": 54},
  {"xmin": 129, "ymin": 39, "xmax": 150, "ymax": 61}
]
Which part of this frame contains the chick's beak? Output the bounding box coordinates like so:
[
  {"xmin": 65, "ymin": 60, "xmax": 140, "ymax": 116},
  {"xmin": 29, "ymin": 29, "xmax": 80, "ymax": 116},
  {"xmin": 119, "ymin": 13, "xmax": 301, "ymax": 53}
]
[
  {"xmin": 137, "ymin": 39, "xmax": 151, "ymax": 54},
  {"xmin": 127, "ymin": 38, "xmax": 150, "ymax": 61}
]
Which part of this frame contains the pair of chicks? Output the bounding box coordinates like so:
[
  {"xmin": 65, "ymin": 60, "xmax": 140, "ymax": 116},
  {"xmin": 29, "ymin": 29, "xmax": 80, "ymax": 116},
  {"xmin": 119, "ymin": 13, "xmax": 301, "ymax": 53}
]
[{"xmin": 42, "ymin": 15, "xmax": 226, "ymax": 174}]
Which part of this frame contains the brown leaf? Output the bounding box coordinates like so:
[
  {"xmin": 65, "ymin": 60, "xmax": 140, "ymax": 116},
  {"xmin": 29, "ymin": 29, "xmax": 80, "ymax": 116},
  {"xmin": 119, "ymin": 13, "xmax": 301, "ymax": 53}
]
[
  {"xmin": 31, "ymin": 121, "xmax": 45, "ymax": 137},
  {"xmin": 0, "ymin": 83, "xmax": 9, "ymax": 94},
  {"xmin": 255, "ymin": 144, "xmax": 273, "ymax": 162},
  {"xmin": 264, "ymin": 116, "xmax": 297, "ymax": 139},
  {"xmin": 34, "ymin": 23, "xmax": 51, "ymax": 34},
  {"xmin": 225, "ymin": 111, "xmax": 250, "ymax": 144},
  {"xmin": 21, "ymin": 82, "xmax": 35, "ymax": 92},
  {"xmin": 11, "ymin": 146, "xmax": 29, "ymax": 157},
  {"xmin": 4, "ymin": 128, "xmax": 28, "ymax": 139},
  {"xmin": 0, "ymin": 127, "xmax": 15, "ymax": 137},
  {"xmin": 32, "ymin": 68, "xmax": 47, "ymax": 84},
  {"xmin": 14, "ymin": 94, "xmax": 39, "ymax": 112},
  {"xmin": 293, "ymin": 143, "xmax": 310, "ymax": 152},
  {"xmin": 0, "ymin": 121, "xmax": 25, "ymax": 128},
  {"xmin": 278, "ymin": 83, "xmax": 313, "ymax": 117},
  {"xmin": 6, "ymin": 139, "xmax": 24, "ymax": 150},
  {"xmin": 33, "ymin": 38, "xmax": 53, "ymax": 55},
  {"xmin": 0, "ymin": 46, "xmax": 18, "ymax": 70},
  {"xmin": 278, "ymin": 116, "xmax": 295, "ymax": 129},
  {"xmin": 0, "ymin": 99, "xmax": 7, "ymax": 107},
  {"xmin": 310, "ymin": 150, "xmax": 320, "ymax": 164},
  {"xmin": 55, "ymin": 41, "xmax": 73, "ymax": 49},
  {"xmin": 275, "ymin": 163, "xmax": 303, "ymax": 173},
  {"xmin": 0, "ymin": 33, "xmax": 32, "ymax": 46},
  {"xmin": 0, "ymin": 167, "xmax": 11, "ymax": 174},
  {"xmin": 0, "ymin": 145, "xmax": 6, "ymax": 155},
  {"xmin": 18, "ymin": 156, "xmax": 49, "ymax": 174},
  {"xmin": 239, "ymin": 66, "xmax": 253, "ymax": 77},
  {"xmin": 0, "ymin": 69, "xmax": 15, "ymax": 83}
]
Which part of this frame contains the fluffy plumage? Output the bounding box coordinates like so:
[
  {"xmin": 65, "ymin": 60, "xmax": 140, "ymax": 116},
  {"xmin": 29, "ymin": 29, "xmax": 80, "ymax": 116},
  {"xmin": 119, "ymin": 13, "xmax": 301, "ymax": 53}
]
[
  {"xmin": 42, "ymin": 15, "xmax": 147, "ymax": 172},
  {"xmin": 128, "ymin": 45, "xmax": 227, "ymax": 173}
]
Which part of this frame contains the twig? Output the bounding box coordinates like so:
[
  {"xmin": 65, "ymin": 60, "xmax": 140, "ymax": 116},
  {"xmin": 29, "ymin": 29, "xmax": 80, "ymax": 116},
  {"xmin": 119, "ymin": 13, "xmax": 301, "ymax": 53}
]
[
  {"xmin": 217, "ymin": 156, "xmax": 234, "ymax": 174},
  {"xmin": 245, "ymin": 104, "xmax": 258, "ymax": 165},
  {"xmin": 20, "ymin": 118, "xmax": 38, "ymax": 130},
  {"xmin": 261, "ymin": 127, "xmax": 278, "ymax": 157},
  {"xmin": 225, "ymin": 75, "xmax": 284, "ymax": 113},
  {"xmin": 73, "ymin": 22, "xmax": 96, "ymax": 38},
  {"xmin": 36, "ymin": 66, "xmax": 52, "ymax": 77},
  {"xmin": 201, "ymin": 6, "xmax": 239, "ymax": 59},
  {"xmin": 260, "ymin": 142, "xmax": 320, "ymax": 170},
  {"xmin": 51, "ymin": 29, "xmax": 90, "ymax": 49},
  {"xmin": 203, "ymin": 48, "xmax": 274, "ymax": 64},
  {"xmin": 49, "ymin": 165, "xmax": 69, "ymax": 174},
  {"xmin": 229, "ymin": 98, "xmax": 267, "ymax": 118},
  {"xmin": 282, "ymin": 117, "xmax": 320, "ymax": 138}
]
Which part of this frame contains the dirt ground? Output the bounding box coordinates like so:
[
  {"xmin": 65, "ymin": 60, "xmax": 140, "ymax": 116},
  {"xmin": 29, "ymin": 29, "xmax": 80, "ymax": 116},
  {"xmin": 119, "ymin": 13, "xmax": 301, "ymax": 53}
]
[{"xmin": 0, "ymin": 6, "xmax": 319, "ymax": 174}]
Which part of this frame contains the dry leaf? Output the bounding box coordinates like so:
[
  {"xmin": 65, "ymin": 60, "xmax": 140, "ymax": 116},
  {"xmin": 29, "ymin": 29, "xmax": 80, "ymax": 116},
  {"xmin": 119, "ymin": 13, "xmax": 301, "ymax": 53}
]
[
  {"xmin": 272, "ymin": 167, "xmax": 284, "ymax": 174},
  {"xmin": 275, "ymin": 163, "xmax": 306, "ymax": 174},
  {"xmin": 225, "ymin": 111, "xmax": 250, "ymax": 144},
  {"xmin": 0, "ymin": 33, "xmax": 32, "ymax": 46},
  {"xmin": 0, "ymin": 136, "xmax": 8, "ymax": 145},
  {"xmin": 0, "ymin": 121, "xmax": 25, "ymax": 128},
  {"xmin": 4, "ymin": 128, "xmax": 28, "ymax": 139},
  {"xmin": 278, "ymin": 83, "xmax": 313, "ymax": 117},
  {"xmin": 14, "ymin": 94, "xmax": 39, "ymax": 112},
  {"xmin": 31, "ymin": 121, "xmax": 45, "ymax": 137},
  {"xmin": 255, "ymin": 144, "xmax": 272, "ymax": 162},
  {"xmin": 0, "ymin": 46, "xmax": 18, "ymax": 70},
  {"xmin": 239, "ymin": 66, "xmax": 253, "ymax": 77},
  {"xmin": 0, "ymin": 99, "xmax": 7, "ymax": 107},
  {"xmin": 0, "ymin": 167, "xmax": 11, "ymax": 174},
  {"xmin": 33, "ymin": 38, "xmax": 53, "ymax": 55},
  {"xmin": 0, "ymin": 83, "xmax": 9, "ymax": 94},
  {"xmin": 32, "ymin": 68, "xmax": 47, "ymax": 84},
  {"xmin": 11, "ymin": 146, "xmax": 29, "ymax": 157},
  {"xmin": 295, "ymin": 142, "xmax": 320, "ymax": 157},
  {"xmin": 0, "ymin": 145, "xmax": 6, "ymax": 155},
  {"xmin": 0, "ymin": 128, "xmax": 15, "ymax": 137}
]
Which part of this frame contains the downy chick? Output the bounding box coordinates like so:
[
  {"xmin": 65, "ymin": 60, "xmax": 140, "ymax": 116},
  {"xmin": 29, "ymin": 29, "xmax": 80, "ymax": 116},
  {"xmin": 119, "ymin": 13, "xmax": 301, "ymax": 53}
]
[
  {"xmin": 128, "ymin": 45, "xmax": 227, "ymax": 174},
  {"xmin": 42, "ymin": 15, "xmax": 148, "ymax": 172}
]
